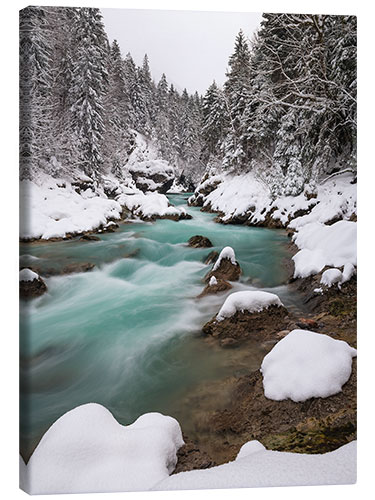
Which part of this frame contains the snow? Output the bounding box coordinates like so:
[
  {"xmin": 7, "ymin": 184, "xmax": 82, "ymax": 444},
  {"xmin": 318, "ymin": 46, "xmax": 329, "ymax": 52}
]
[
  {"xmin": 288, "ymin": 172, "xmax": 357, "ymax": 231},
  {"xmin": 127, "ymin": 133, "xmax": 175, "ymax": 192},
  {"xmin": 153, "ymin": 441, "xmax": 356, "ymax": 490},
  {"xmin": 292, "ymin": 220, "xmax": 357, "ymax": 278},
  {"xmin": 19, "ymin": 268, "xmax": 39, "ymax": 282},
  {"xmin": 191, "ymin": 170, "xmax": 356, "ymax": 282},
  {"xmin": 216, "ymin": 291, "xmax": 283, "ymax": 322},
  {"xmin": 22, "ymin": 403, "xmax": 184, "ymax": 495},
  {"xmin": 202, "ymin": 173, "xmax": 271, "ymax": 223},
  {"xmin": 19, "ymin": 169, "xmax": 186, "ymax": 240},
  {"xmin": 260, "ymin": 330, "xmax": 357, "ymax": 402},
  {"xmin": 209, "ymin": 276, "xmax": 218, "ymax": 286},
  {"xmin": 213, "ymin": 246, "xmax": 237, "ymax": 270},
  {"xmin": 117, "ymin": 191, "xmax": 186, "ymax": 219},
  {"xmin": 342, "ymin": 262, "xmax": 356, "ymax": 283},
  {"xmin": 20, "ymin": 176, "xmax": 123, "ymax": 240},
  {"xmin": 321, "ymin": 268, "xmax": 343, "ymax": 288}
]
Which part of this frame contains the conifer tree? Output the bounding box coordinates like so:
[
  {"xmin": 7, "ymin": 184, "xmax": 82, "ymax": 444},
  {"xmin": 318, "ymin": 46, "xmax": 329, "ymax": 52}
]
[{"xmin": 69, "ymin": 8, "xmax": 109, "ymax": 180}]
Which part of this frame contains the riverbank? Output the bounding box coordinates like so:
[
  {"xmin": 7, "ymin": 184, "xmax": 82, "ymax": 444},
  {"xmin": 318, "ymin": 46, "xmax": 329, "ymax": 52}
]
[
  {"xmin": 20, "ymin": 181, "xmax": 357, "ymax": 484},
  {"xmin": 170, "ymin": 172, "xmax": 357, "ymax": 468}
]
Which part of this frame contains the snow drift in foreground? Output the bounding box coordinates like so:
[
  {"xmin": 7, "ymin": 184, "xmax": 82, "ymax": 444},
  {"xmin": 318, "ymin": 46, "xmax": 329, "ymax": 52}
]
[
  {"xmin": 22, "ymin": 403, "xmax": 184, "ymax": 495},
  {"xmin": 153, "ymin": 440, "xmax": 356, "ymax": 490},
  {"xmin": 21, "ymin": 402, "xmax": 356, "ymax": 494},
  {"xmin": 261, "ymin": 330, "xmax": 357, "ymax": 402},
  {"xmin": 216, "ymin": 290, "xmax": 283, "ymax": 322}
]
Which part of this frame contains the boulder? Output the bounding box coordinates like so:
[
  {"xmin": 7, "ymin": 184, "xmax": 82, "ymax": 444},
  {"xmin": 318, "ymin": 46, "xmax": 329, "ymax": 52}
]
[
  {"xmin": 205, "ymin": 257, "xmax": 241, "ymax": 283},
  {"xmin": 203, "ymin": 251, "xmax": 219, "ymax": 265},
  {"xmin": 20, "ymin": 269, "xmax": 47, "ymax": 300},
  {"xmin": 188, "ymin": 235, "xmax": 213, "ymax": 248},
  {"xmin": 203, "ymin": 305, "xmax": 289, "ymax": 344},
  {"xmin": 79, "ymin": 235, "xmax": 101, "ymax": 242},
  {"xmin": 198, "ymin": 279, "xmax": 232, "ymax": 298}
]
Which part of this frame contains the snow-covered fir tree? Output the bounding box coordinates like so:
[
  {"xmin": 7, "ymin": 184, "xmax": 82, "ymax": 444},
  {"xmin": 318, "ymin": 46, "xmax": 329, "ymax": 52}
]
[
  {"xmin": 20, "ymin": 7, "xmax": 356, "ymax": 197},
  {"xmin": 69, "ymin": 8, "xmax": 109, "ymax": 180}
]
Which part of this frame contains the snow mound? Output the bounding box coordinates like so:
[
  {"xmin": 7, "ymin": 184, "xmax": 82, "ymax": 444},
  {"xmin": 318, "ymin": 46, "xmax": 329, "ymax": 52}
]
[
  {"xmin": 213, "ymin": 246, "xmax": 237, "ymax": 270},
  {"xmin": 19, "ymin": 268, "xmax": 39, "ymax": 282},
  {"xmin": 342, "ymin": 262, "xmax": 356, "ymax": 283},
  {"xmin": 117, "ymin": 191, "xmax": 185, "ymax": 219},
  {"xmin": 153, "ymin": 440, "xmax": 356, "ymax": 490},
  {"xmin": 20, "ymin": 177, "xmax": 123, "ymax": 240},
  {"xmin": 217, "ymin": 291, "xmax": 283, "ymax": 322},
  {"xmin": 261, "ymin": 330, "xmax": 357, "ymax": 402},
  {"xmin": 320, "ymin": 268, "xmax": 343, "ymax": 288},
  {"xmin": 22, "ymin": 403, "xmax": 184, "ymax": 494},
  {"xmin": 292, "ymin": 220, "xmax": 357, "ymax": 278},
  {"xmin": 202, "ymin": 173, "xmax": 271, "ymax": 223}
]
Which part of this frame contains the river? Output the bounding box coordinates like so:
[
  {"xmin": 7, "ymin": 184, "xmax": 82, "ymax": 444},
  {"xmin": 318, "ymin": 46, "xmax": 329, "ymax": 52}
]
[{"xmin": 20, "ymin": 193, "xmax": 306, "ymax": 461}]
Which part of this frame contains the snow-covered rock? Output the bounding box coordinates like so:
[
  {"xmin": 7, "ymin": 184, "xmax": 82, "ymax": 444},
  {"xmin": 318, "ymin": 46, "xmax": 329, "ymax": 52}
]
[
  {"xmin": 209, "ymin": 276, "xmax": 217, "ymax": 286},
  {"xmin": 117, "ymin": 191, "xmax": 187, "ymax": 220},
  {"xmin": 19, "ymin": 268, "xmax": 47, "ymax": 299},
  {"xmin": 216, "ymin": 291, "xmax": 283, "ymax": 322},
  {"xmin": 127, "ymin": 133, "xmax": 175, "ymax": 193},
  {"xmin": 320, "ymin": 268, "xmax": 343, "ymax": 288},
  {"xmin": 261, "ymin": 329, "xmax": 357, "ymax": 402},
  {"xmin": 213, "ymin": 246, "xmax": 236, "ymax": 270},
  {"xmin": 22, "ymin": 403, "xmax": 184, "ymax": 495},
  {"xmin": 153, "ymin": 440, "xmax": 356, "ymax": 490},
  {"xmin": 19, "ymin": 268, "xmax": 39, "ymax": 282}
]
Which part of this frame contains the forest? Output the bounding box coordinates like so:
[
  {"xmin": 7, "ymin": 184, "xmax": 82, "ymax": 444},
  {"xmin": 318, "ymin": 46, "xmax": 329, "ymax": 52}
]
[{"xmin": 20, "ymin": 8, "xmax": 356, "ymax": 195}]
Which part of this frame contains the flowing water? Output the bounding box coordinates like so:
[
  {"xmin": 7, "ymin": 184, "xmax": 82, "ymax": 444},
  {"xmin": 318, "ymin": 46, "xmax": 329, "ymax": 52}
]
[{"xmin": 20, "ymin": 194, "xmax": 306, "ymax": 460}]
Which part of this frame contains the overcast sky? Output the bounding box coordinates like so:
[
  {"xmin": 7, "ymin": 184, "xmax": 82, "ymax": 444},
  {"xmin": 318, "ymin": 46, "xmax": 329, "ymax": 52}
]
[{"xmin": 101, "ymin": 9, "xmax": 262, "ymax": 95}]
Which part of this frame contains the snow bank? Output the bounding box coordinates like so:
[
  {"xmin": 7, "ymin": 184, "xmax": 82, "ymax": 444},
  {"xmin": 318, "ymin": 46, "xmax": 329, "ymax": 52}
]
[
  {"xmin": 22, "ymin": 403, "xmax": 184, "ymax": 494},
  {"xmin": 292, "ymin": 220, "xmax": 357, "ymax": 278},
  {"xmin": 261, "ymin": 330, "xmax": 357, "ymax": 402},
  {"xmin": 20, "ymin": 177, "xmax": 123, "ymax": 240},
  {"xmin": 216, "ymin": 291, "xmax": 283, "ymax": 322},
  {"xmin": 213, "ymin": 246, "xmax": 237, "ymax": 270},
  {"xmin": 117, "ymin": 191, "xmax": 186, "ymax": 219},
  {"xmin": 153, "ymin": 440, "xmax": 356, "ymax": 490},
  {"xmin": 202, "ymin": 173, "xmax": 271, "ymax": 223},
  {"xmin": 19, "ymin": 268, "xmax": 39, "ymax": 282},
  {"xmin": 288, "ymin": 172, "xmax": 357, "ymax": 231}
]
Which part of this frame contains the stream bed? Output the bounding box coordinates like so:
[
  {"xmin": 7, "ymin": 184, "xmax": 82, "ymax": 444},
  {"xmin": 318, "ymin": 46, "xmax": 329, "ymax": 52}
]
[{"xmin": 20, "ymin": 193, "xmax": 306, "ymax": 460}]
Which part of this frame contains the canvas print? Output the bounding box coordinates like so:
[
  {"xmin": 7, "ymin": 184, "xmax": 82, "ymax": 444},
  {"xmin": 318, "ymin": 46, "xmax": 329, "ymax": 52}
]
[{"xmin": 19, "ymin": 6, "xmax": 357, "ymax": 494}]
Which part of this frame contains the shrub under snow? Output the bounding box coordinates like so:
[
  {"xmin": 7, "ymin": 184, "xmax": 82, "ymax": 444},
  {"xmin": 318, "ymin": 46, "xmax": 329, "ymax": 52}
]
[
  {"xmin": 22, "ymin": 403, "xmax": 184, "ymax": 495},
  {"xmin": 261, "ymin": 329, "xmax": 357, "ymax": 402},
  {"xmin": 216, "ymin": 291, "xmax": 283, "ymax": 322}
]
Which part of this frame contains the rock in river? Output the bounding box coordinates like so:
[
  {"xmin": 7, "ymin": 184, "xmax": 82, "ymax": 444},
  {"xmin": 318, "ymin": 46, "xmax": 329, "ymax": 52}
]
[
  {"xmin": 187, "ymin": 235, "xmax": 213, "ymax": 248},
  {"xmin": 20, "ymin": 268, "xmax": 47, "ymax": 299}
]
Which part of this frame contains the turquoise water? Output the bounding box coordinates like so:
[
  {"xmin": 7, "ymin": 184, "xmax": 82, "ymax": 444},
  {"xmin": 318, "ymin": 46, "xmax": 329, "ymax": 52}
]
[{"xmin": 20, "ymin": 194, "xmax": 303, "ymax": 459}]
